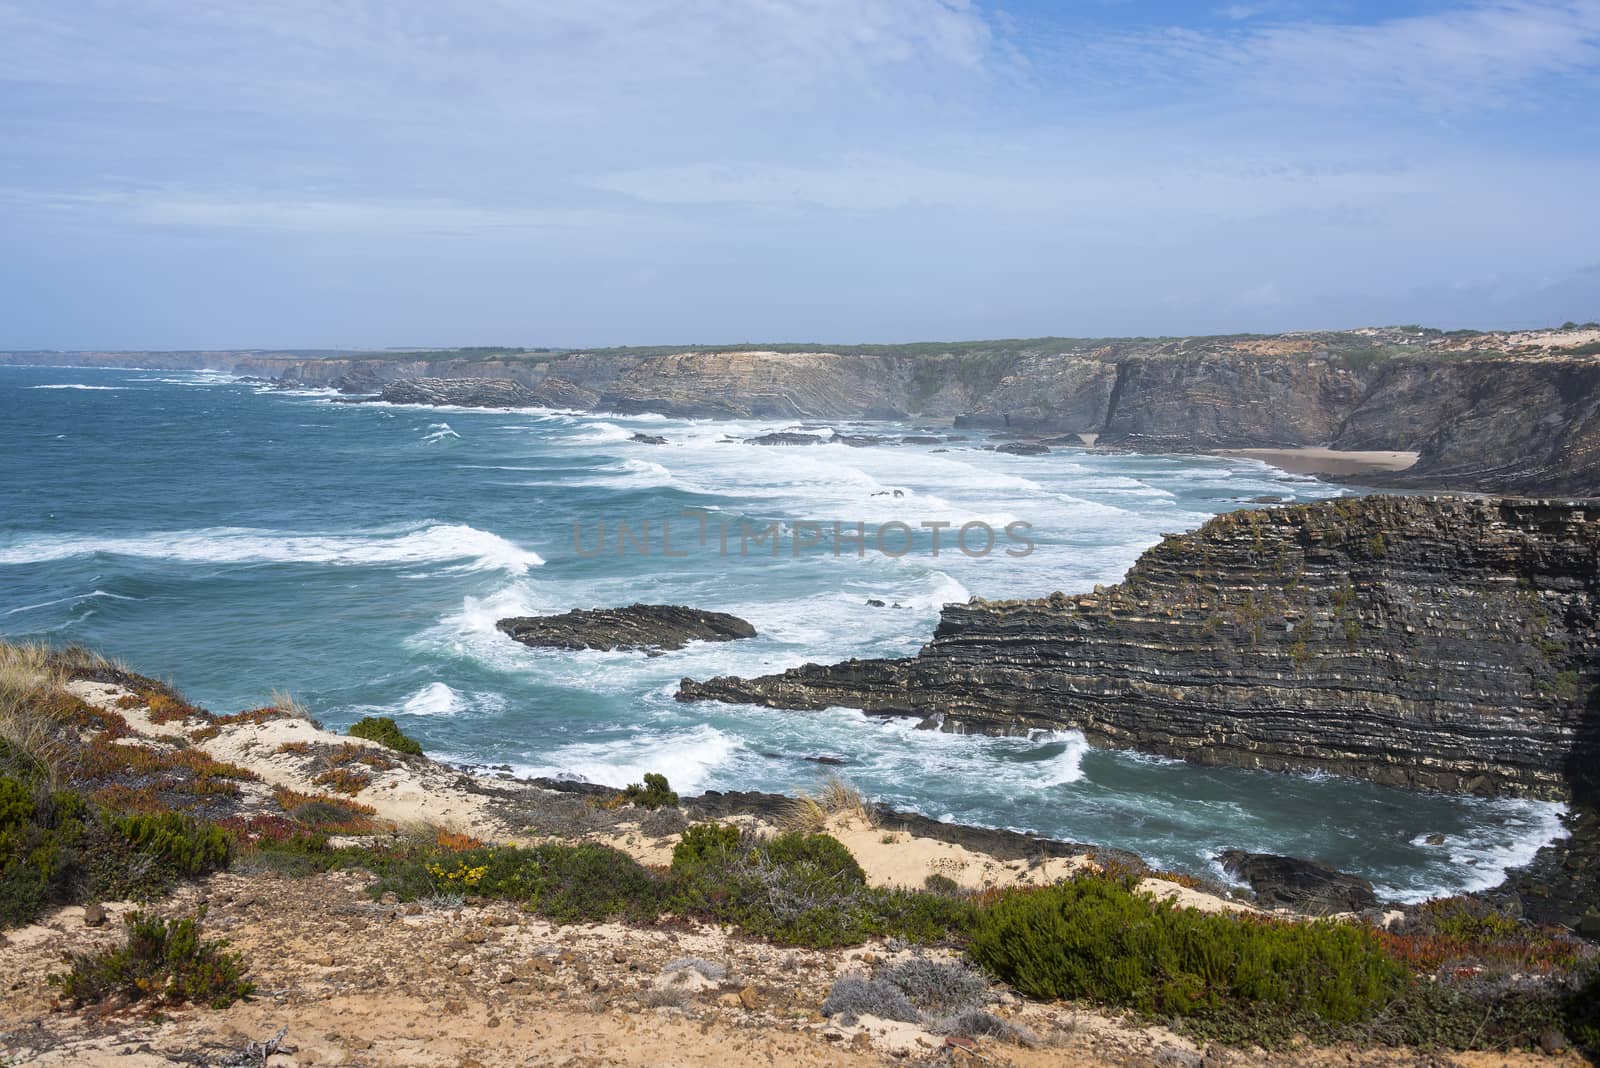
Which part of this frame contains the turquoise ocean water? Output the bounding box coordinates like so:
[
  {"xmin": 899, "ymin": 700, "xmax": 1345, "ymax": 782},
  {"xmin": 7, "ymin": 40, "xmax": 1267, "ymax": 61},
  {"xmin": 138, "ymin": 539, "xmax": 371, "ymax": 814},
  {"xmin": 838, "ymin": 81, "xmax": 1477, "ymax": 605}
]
[{"xmin": 0, "ymin": 365, "xmax": 1566, "ymax": 900}]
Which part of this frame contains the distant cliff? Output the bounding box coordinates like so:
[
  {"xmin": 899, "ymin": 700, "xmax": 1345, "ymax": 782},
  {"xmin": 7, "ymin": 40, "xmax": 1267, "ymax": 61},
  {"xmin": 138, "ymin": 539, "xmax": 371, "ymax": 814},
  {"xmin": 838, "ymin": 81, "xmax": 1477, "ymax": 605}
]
[
  {"xmin": 680, "ymin": 495, "xmax": 1600, "ymax": 805},
  {"xmin": 8, "ymin": 325, "xmax": 1600, "ymax": 495}
]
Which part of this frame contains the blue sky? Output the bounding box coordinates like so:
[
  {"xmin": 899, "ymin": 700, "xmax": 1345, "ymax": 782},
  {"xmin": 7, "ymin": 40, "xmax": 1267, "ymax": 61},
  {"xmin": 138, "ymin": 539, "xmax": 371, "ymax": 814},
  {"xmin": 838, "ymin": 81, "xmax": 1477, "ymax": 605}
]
[{"xmin": 1, "ymin": 1, "xmax": 1597, "ymax": 349}]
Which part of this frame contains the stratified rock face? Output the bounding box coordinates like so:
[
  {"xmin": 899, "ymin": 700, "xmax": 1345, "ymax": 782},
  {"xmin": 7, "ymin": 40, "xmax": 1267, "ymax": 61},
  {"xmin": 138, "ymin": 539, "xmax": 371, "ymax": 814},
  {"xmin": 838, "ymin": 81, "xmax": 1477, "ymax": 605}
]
[
  {"xmin": 598, "ymin": 351, "xmax": 910, "ymax": 419},
  {"xmin": 499, "ymin": 604, "xmax": 756, "ymax": 653},
  {"xmin": 369, "ymin": 377, "xmax": 597, "ymax": 409},
  {"xmin": 1340, "ymin": 359, "xmax": 1600, "ymax": 497},
  {"xmin": 1100, "ymin": 356, "xmax": 1367, "ymax": 448},
  {"xmin": 680, "ymin": 496, "xmax": 1600, "ymax": 801},
  {"xmin": 1218, "ymin": 851, "xmax": 1379, "ymax": 913},
  {"xmin": 956, "ymin": 355, "xmax": 1118, "ymax": 433}
]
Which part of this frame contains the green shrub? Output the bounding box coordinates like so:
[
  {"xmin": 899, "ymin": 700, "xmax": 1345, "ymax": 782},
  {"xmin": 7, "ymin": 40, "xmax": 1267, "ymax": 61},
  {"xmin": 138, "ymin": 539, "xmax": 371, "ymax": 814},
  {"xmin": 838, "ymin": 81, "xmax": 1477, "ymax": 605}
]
[
  {"xmin": 0, "ymin": 776, "xmax": 86, "ymax": 928},
  {"xmin": 375, "ymin": 842, "xmax": 667, "ymax": 924},
  {"xmin": 50, "ymin": 906, "xmax": 253, "ymax": 1009},
  {"xmin": 671, "ymin": 823, "xmax": 743, "ymax": 872},
  {"xmin": 0, "ymin": 775, "xmax": 34, "ymax": 828},
  {"xmin": 0, "ymin": 775, "xmax": 236, "ymax": 927},
  {"xmin": 969, "ymin": 873, "xmax": 1407, "ymax": 1038},
  {"xmin": 758, "ymin": 831, "xmax": 866, "ymax": 886},
  {"xmin": 668, "ymin": 829, "xmax": 973, "ymax": 948},
  {"xmin": 347, "ymin": 715, "xmax": 423, "ymax": 756},
  {"xmin": 110, "ymin": 811, "xmax": 230, "ymax": 875},
  {"xmin": 622, "ymin": 772, "xmax": 677, "ymax": 809}
]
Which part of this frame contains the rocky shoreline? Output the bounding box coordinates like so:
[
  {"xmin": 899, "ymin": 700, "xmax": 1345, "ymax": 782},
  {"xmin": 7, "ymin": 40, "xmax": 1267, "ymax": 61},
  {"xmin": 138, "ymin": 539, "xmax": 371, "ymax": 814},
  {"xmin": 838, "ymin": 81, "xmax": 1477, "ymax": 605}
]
[
  {"xmin": 678, "ymin": 494, "xmax": 1600, "ymax": 930},
  {"xmin": 679, "ymin": 496, "xmax": 1599, "ymax": 798},
  {"xmin": 9, "ymin": 324, "xmax": 1600, "ymax": 496}
]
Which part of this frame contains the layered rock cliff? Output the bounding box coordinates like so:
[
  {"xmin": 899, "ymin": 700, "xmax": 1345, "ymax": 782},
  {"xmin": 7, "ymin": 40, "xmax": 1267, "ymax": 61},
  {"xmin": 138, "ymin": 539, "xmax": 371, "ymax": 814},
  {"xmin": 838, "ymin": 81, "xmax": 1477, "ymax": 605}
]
[
  {"xmin": 10, "ymin": 326, "xmax": 1600, "ymax": 495},
  {"xmin": 680, "ymin": 496, "xmax": 1600, "ymax": 803}
]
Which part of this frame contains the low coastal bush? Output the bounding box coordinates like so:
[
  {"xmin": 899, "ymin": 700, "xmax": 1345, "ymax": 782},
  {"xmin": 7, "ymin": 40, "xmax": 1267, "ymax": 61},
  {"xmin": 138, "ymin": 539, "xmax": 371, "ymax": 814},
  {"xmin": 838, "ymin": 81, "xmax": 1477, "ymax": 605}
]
[
  {"xmin": 875, "ymin": 956, "xmax": 992, "ymax": 1017},
  {"xmin": 1361, "ymin": 970, "xmax": 1584, "ymax": 1052},
  {"xmin": 1, "ymin": 775, "xmax": 85, "ymax": 927},
  {"xmin": 822, "ymin": 956, "xmax": 1029, "ymax": 1042},
  {"xmin": 969, "ymin": 873, "xmax": 1408, "ymax": 1040},
  {"xmin": 347, "ymin": 715, "xmax": 423, "ymax": 756},
  {"xmin": 820, "ymin": 975, "xmax": 922, "ymax": 1023},
  {"xmin": 51, "ymin": 906, "xmax": 253, "ymax": 1009},
  {"xmin": 621, "ymin": 772, "xmax": 677, "ymax": 809},
  {"xmin": 0, "ymin": 774, "xmax": 232, "ymax": 927},
  {"xmin": 372, "ymin": 841, "xmax": 668, "ymax": 924},
  {"xmin": 669, "ymin": 824, "xmax": 975, "ymax": 948}
]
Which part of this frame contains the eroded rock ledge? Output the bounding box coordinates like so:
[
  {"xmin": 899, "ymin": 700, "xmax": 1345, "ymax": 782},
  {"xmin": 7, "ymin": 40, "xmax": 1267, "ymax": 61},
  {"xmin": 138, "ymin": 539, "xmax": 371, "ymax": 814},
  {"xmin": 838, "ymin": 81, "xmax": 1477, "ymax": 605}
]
[
  {"xmin": 499, "ymin": 603, "xmax": 756, "ymax": 653},
  {"xmin": 680, "ymin": 496, "xmax": 1600, "ymax": 803}
]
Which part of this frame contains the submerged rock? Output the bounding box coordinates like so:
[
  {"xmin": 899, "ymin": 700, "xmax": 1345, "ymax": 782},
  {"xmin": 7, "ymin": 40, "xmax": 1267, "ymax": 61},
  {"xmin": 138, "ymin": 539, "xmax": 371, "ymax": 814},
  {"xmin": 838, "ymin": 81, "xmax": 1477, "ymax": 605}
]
[
  {"xmin": 1218, "ymin": 851, "xmax": 1379, "ymax": 913},
  {"xmin": 744, "ymin": 431, "xmax": 824, "ymax": 446},
  {"xmin": 629, "ymin": 432, "xmax": 667, "ymax": 445},
  {"xmin": 497, "ymin": 604, "xmax": 756, "ymax": 653},
  {"xmin": 994, "ymin": 441, "xmax": 1050, "ymax": 455}
]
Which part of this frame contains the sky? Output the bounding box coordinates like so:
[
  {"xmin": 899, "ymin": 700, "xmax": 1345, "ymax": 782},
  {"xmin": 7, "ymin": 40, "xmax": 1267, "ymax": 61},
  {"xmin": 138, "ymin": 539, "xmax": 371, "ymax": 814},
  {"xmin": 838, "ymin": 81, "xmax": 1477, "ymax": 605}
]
[{"xmin": 1, "ymin": 1, "xmax": 1598, "ymax": 349}]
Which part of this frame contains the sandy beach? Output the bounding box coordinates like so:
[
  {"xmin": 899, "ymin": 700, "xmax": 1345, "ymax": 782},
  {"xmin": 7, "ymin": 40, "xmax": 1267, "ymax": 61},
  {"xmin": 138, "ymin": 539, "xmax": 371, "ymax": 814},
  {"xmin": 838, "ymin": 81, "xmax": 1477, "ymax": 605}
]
[{"xmin": 1216, "ymin": 447, "xmax": 1420, "ymax": 477}]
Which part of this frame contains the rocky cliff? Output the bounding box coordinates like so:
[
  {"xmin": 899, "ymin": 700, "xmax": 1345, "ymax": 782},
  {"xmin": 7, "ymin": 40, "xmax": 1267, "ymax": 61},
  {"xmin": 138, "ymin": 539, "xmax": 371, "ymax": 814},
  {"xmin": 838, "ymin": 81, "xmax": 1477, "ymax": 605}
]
[
  {"xmin": 11, "ymin": 326, "xmax": 1600, "ymax": 495},
  {"xmin": 680, "ymin": 496, "xmax": 1600, "ymax": 803},
  {"xmin": 358, "ymin": 376, "xmax": 599, "ymax": 409},
  {"xmin": 598, "ymin": 351, "xmax": 915, "ymax": 419}
]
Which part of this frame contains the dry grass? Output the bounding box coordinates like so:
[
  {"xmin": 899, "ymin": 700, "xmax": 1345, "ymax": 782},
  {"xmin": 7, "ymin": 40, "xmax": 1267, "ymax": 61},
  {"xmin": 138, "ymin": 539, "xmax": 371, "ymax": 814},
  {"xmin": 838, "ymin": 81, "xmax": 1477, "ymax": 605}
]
[
  {"xmin": 0, "ymin": 641, "xmax": 75, "ymax": 783},
  {"xmin": 0, "ymin": 707, "xmax": 75, "ymax": 786},
  {"xmin": 268, "ymin": 689, "xmax": 316, "ymax": 722},
  {"xmin": 778, "ymin": 776, "xmax": 877, "ymax": 834},
  {"xmin": 0, "ymin": 641, "xmax": 65, "ymax": 705},
  {"xmin": 778, "ymin": 795, "xmax": 828, "ymax": 834}
]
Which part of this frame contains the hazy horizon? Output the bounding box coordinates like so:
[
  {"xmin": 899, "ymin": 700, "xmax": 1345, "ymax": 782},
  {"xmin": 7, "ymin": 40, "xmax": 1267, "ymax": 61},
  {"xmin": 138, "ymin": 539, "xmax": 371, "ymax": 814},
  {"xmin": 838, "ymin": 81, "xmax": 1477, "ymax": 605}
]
[
  {"xmin": 3, "ymin": 1, "xmax": 1598, "ymax": 349},
  {"xmin": 6, "ymin": 316, "xmax": 1600, "ymax": 357}
]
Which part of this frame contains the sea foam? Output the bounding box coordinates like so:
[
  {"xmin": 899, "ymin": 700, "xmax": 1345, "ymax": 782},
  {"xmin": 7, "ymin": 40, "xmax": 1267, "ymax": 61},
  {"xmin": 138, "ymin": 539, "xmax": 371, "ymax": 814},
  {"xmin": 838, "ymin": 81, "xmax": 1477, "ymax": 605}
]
[{"xmin": 0, "ymin": 523, "xmax": 543, "ymax": 574}]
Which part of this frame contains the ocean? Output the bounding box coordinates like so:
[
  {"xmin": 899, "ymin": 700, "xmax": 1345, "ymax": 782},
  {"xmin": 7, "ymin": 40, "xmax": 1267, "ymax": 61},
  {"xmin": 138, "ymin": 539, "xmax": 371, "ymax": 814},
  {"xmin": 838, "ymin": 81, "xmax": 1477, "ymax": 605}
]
[{"xmin": 0, "ymin": 364, "xmax": 1566, "ymax": 900}]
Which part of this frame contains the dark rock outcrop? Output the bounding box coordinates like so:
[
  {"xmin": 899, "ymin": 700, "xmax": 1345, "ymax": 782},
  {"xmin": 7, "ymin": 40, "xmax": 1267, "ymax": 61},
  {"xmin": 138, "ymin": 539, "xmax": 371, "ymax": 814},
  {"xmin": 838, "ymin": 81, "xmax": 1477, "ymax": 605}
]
[
  {"xmin": 1342, "ymin": 358, "xmax": 1600, "ymax": 496},
  {"xmin": 745, "ymin": 431, "xmax": 824, "ymax": 446},
  {"xmin": 629, "ymin": 433, "xmax": 667, "ymax": 445},
  {"xmin": 499, "ymin": 603, "xmax": 756, "ymax": 653},
  {"xmin": 1099, "ymin": 354, "xmax": 1366, "ymax": 449},
  {"xmin": 994, "ymin": 441, "xmax": 1049, "ymax": 456},
  {"xmin": 680, "ymin": 495, "xmax": 1600, "ymax": 801},
  {"xmin": 1218, "ymin": 851, "xmax": 1380, "ymax": 913},
  {"xmin": 1497, "ymin": 804, "xmax": 1600, "ymax": 930}
]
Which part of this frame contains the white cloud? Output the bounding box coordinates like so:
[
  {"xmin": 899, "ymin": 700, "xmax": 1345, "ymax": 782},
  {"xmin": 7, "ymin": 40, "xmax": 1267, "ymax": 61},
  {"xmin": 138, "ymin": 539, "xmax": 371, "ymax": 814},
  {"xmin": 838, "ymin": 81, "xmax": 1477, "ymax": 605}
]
[
  {"xmin": 2, "ymin": 188, "xmax": 626, "ymax": 235},
  {"xmin": 0, "ymin": 0, "xmax": 995, "ymax": 125},
  {"xmin": 1075, "ymin": 1, "xmax": 1600, "ymax": 109}
]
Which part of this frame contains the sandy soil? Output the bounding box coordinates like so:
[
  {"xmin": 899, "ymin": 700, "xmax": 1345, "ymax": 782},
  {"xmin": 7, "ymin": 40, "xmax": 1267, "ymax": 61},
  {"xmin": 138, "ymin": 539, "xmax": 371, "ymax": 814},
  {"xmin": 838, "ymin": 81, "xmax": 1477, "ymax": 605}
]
[
  {"xmin": 1215, "ymin": 448, "xmax": 1420, "ymax": 477},
  {"xmin": 2, "ymin": 873, "xmax": 1584, "ymax": 1068},
  {"xmin": 1507, "ymin": 328, "xmax": 1600, "ymax": 351}
]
